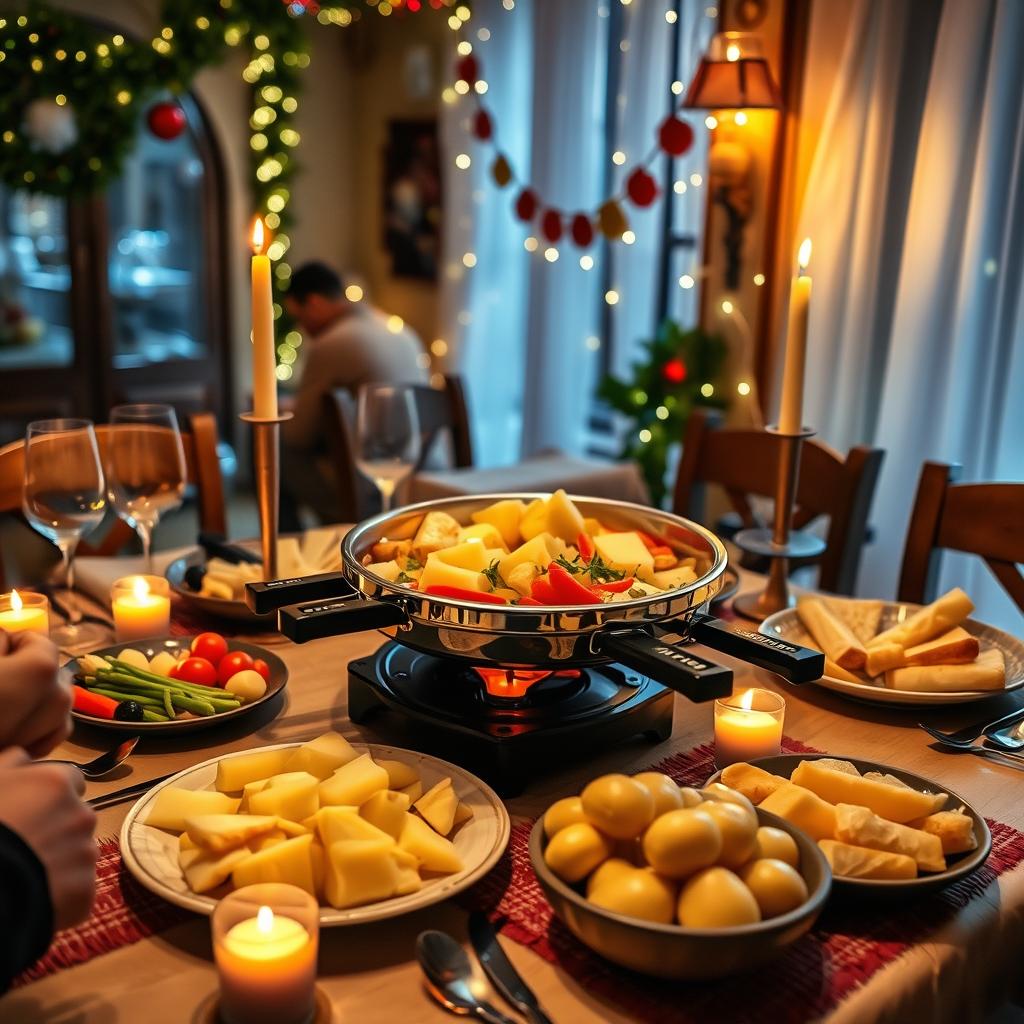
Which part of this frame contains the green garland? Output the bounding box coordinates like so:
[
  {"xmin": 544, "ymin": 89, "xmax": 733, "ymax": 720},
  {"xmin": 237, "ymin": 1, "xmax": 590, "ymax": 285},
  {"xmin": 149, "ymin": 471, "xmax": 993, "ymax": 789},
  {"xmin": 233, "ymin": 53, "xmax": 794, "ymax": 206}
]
[{"xmin": 598, "ymin": 319, "xmax": 729, "ymax": 507}]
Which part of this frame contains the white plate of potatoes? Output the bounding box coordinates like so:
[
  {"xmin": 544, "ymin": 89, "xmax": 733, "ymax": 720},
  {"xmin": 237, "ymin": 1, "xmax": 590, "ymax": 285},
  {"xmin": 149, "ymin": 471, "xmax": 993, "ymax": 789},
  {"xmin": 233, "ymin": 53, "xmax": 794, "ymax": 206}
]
[{"xmin": 121, "ymin": 737, "xmax": 510, "ymax": 925}]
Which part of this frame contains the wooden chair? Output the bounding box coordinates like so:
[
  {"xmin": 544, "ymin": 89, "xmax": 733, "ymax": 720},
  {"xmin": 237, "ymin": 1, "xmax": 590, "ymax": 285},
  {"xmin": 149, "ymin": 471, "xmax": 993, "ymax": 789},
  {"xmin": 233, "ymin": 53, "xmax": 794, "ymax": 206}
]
[
  {"xmin": 898, "ymin": 461, "xmax": 1024, "ymax": 610},
  {"xmin": 672, "ymin": 408, "xmax": 884, "ymax": 594},
  {"xmin": 0, "ymin": 413, "xmax": 227, "ymax": 590},
  {"xmin": 322, "ymin": 375, "xmax": 474, "ymax": 522}
]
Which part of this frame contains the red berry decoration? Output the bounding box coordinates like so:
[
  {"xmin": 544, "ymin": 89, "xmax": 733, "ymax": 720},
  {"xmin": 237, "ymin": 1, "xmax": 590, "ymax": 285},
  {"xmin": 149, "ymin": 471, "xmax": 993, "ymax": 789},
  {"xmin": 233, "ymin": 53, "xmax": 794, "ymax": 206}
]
[
  {"xmin": 659, "ymin": 115, "xmax": 694, "ymax": 156},
  {"xmin": 473, "ymin": 109, "xmax": 493, "ymax": 141},
  {"xmin": 570, "ymin": 213, "xmax": 594, "ymax": 248},
  {"xmin": 514, "ymin": 188, "xmax": 539, "ymax": 222},
  {"xmin": 541, "ymin": 209, "xmax": 563, "ymax": 243},
  {"xmin": 626, "ymin": 167, "xmax": 658, "ymax": 207},
  {"xmin": 456, "ymin": 55, "xmax": 478, "ymax": 85},
  {"xmin": 663, "ymin": 358, "xmax": 687, "ymax": 384},
  {"xmin": 146, "ymin": 101, "xmax": 186, "ymax": 141}
]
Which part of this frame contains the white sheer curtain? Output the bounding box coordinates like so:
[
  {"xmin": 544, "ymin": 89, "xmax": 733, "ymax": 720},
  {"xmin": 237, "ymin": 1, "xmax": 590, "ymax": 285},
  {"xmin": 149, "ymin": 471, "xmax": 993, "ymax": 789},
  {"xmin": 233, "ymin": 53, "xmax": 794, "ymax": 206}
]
[{"xmin": 797, "ymin": 0, "xmax": 1024, "ymax": 629}]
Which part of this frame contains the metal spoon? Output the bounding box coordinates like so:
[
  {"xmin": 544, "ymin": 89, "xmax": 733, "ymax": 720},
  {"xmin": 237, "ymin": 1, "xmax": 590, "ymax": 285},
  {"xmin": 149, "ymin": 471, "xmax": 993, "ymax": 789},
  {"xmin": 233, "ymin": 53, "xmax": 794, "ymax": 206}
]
[
  {"xmin": 48, "ymin": 736, "xmax": 139, "ymax": 779},
  {"xmin": 416, "ymin": 930, "xmax": 519, "ymax": 1024}
]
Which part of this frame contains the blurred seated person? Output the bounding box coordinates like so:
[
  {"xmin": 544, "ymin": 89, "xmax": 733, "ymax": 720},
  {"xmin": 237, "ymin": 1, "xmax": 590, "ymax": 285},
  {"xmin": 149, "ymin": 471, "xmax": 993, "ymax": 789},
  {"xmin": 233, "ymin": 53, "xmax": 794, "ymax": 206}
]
[{"xmin": 280, "ymin": 261, "xmax": 428, "ymax": 526}]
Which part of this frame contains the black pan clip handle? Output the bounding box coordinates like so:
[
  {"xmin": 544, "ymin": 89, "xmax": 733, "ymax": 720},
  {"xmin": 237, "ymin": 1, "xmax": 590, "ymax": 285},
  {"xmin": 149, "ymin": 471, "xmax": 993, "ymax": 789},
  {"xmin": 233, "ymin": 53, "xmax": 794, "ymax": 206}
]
[
  {"xmin": 594, "ymin": 627, "xmax": 733, "ymax": 704},
  {"xmin": 280, "ymin": 595, "xmax": 409, "ymax": 644},
  {"xmin": 686, "ymin": 612, "xmax": 824, "ymax": 684},
  {"xmin": 198, "ymin": 532, "xmax": 263, "ymax": 566},
  {"xmin": 245, "ymin": 572, "xmax": 354, "ymax": 615}
]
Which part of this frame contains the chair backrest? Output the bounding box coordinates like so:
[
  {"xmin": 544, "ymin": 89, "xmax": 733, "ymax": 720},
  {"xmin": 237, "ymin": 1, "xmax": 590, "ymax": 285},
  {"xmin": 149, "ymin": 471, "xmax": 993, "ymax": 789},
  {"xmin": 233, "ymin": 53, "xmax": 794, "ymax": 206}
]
[
  {"xmin": 898, "ymin": 461, "xmax": 1024, "ymax": 610},
  {"xmin": 322, "ymin": 375, "xmax": 474, "ymax": 522},
  {"xmin": 672, "ymin": 408, "xmax": 884, "ymax": 594},
  {"xmin": 0, "ymin": 412, "xmax": 226, "ymax": 589}
]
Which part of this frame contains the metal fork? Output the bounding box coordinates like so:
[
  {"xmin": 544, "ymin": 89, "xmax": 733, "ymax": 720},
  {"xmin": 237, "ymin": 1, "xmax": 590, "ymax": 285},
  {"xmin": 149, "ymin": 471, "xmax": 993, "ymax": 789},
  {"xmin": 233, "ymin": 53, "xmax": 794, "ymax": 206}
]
[
  {"xmin": 917, "ymin": 707, "xmax": 1024, "ymax": 747},
  {"xmin": 919, "ymin": 727, "xmax": 1024, "ymax": 767}
]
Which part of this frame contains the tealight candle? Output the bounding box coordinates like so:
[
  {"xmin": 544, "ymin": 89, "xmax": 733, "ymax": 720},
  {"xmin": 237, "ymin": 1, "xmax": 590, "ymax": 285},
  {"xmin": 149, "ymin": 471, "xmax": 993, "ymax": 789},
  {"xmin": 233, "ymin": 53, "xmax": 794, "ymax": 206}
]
[
  {"xmin": 111, "ymin": 575, "xmax": 170, "ymax": 642},
  {"xmin": 0, "ymin": 590, "xmax": 50, "ymax": 636},
  {"xmin": 714, "ymin": 688, "xmax": 785, "ymax": 768},
  {"xmin": 212, "ymin": 884, "xmax": 319, "ymax": 1024}
]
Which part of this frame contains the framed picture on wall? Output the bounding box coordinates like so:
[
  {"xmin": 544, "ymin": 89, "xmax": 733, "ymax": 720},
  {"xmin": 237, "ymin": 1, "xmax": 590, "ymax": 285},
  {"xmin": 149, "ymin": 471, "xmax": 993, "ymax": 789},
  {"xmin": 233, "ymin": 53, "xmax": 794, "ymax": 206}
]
[{"xmin": 383, "ymin": 119, "xmax": 441, "ymax": 281}]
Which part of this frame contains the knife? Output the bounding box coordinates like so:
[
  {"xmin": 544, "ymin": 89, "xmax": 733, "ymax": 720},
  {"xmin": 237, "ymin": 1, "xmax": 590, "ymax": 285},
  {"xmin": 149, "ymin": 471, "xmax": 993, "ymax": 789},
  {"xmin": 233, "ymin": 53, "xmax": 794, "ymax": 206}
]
[
  {"xmin": 469, "ymin": 912, "xmax": 555, "ymax": 1024},
  {"xmin": 88, "ymin": 772, "xmax": 176, "ymax": 811}
]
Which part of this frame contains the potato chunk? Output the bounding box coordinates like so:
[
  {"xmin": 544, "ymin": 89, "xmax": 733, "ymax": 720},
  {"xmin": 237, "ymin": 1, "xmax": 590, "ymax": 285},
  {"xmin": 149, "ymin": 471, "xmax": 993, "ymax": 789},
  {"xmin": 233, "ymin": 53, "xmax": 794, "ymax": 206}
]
[
  {"xmin": 398, "ymin": 812, "xmax": 464, "ymax": 874},
  {"xmin": 232, "ymin": 833, "xmax": 317, "ymax": 897},
  {"xmin": 145, "ymin": 788, "xmax": 241, "ymax": 832},
  {"xmin": 470, "ymin": 499, "xmax": 527, "ymax": 549},
  {"xmin": 360, "ymin": 790, "xmax": 412, "ymax": 840},
  {"xmin": 283, "ymin": 732, "xmax": 360, "ymax": 780},
  {"xmin": 412, "ymin": 511, "xmax": 461, "ymax": 560},
  {"xmin": 215, "ymin": 749, "xmax": 294, "ymax": 794},
  {"xmin": 414, "ymin": 779, "xmax": 458, "ymax": 836},
  {"xmin": 593, "ymin": 533, "xmax": 655, "ymax": 582},
  {"xmin": 319, "ymin": 754, "xmax": 389, "ymax": 807}
]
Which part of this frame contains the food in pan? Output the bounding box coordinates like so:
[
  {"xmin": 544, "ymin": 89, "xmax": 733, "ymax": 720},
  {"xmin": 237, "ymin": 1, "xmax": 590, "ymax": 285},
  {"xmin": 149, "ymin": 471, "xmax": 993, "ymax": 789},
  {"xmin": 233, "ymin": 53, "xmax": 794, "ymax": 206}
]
[
  {"xmin": 145, "ymin": 733, "xmax": 471, "ymax": 909},
  {"xmin": 720, "ymin": 757, "xmax": 976, "ymax": 880},
  {"xmin": 795, "ymin": 588, "xmax": 1006, "ymax": 692},
  {"xmin": 540, "ymin": 772, "xmax": 813, "ymax": 929},
  {"xmin": 360, "ymin": 490, "xmax": 710, "ymax": 607},
  {"xmin": 73, "ymin": 632, "xmax": 270, "ymax": 722}
]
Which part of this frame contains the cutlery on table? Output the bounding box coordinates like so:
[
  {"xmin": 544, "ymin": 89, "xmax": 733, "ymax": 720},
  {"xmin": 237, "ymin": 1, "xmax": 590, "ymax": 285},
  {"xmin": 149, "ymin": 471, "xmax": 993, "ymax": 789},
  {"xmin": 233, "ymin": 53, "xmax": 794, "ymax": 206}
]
[
  {"xmin": 918, "ymin": 706, "xmax": 1024, "ymax": 748},
  {"xmin": 39, "ymin": 584, "xmax": 114, "ymax": 630},
  {"xmin": 922, "ymin": 732, "xmax": 1024, "ymax": 769},
  {"xmin": 983, "ymin": 719, "xmax": 1024, "ymax": 751},
  {"xmin": 416, "ymin": 929, "xmax": 520, "ymax": 1024},
  {"xmin": 198, "ymin": 532, "xmax": 263, "ymax": 565},
  {"xmin": 469, "ymin": 912, "xmax": 555, "ymax": 1024},
  {"xmin": 48, "ymin": 736, "xmax": 139, "ymax": 779},
  {"xmin": 87, "ymin": 771, "xmax": 176, "ymax": 810}
]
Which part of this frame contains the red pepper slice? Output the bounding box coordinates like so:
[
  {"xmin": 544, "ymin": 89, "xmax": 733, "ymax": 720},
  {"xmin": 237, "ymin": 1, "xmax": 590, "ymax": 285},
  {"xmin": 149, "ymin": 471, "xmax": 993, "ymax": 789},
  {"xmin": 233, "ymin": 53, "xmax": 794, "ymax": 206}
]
[
  {"xmin": 424, "ymin": 585, "xmax": 508, "ymax": 604},
  {"xmin": 592, "ymin": 577, "xmax": 636, "ymax": 593},
  {"xmin": 649, "ymin": 545, "xmax": 674, "ymax": 559},
  {"xmin": 530, "ymin": 577, "xmax": 558, "ymax": 604},
  {"xmin": 547, "ymin": 563, "xmax": 603, "ymax": 604},
  {"xmin": 636, "ymin": 530, "xmax": 669, "ymax": 552},
  {"xmin": 517, "ymin": 596, "xmax": 544, "ymax": 606},
  {"xmin": 577, "ymin": 532, "xmax": 595, "ymax": 562},
  {"xmin": 73, "ymin": 685, "xmax": 119, "ymax": 719}
]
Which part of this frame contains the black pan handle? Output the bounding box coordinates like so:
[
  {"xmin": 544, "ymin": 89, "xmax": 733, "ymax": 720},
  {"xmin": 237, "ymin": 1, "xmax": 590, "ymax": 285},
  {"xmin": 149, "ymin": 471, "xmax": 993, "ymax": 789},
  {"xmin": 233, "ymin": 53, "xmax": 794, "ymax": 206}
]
[
  {"xmin": 245, "ymin": 572, "xmax": 353, "ymax": 615},
  {"xmin": 199, "ymin": 532, "xmax": 262, "ymax": 565},
  {"xmin": 593, "ymin": 627, "xmax": 733, "ymax": 703},
  {"xmin": 279, "ymin": 595, "xmax": 409, "ymax": 643},
  {"xmin": 686, "ymin": 612, "xmax": 824, "ymax": 684}
]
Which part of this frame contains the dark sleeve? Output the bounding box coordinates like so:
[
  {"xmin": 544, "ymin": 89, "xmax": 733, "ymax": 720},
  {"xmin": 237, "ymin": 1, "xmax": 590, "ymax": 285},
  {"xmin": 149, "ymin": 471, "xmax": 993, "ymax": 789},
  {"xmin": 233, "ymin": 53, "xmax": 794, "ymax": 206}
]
[{"xmin": 0, "ymin": 822, "xmax": 53, "ymax": 992}]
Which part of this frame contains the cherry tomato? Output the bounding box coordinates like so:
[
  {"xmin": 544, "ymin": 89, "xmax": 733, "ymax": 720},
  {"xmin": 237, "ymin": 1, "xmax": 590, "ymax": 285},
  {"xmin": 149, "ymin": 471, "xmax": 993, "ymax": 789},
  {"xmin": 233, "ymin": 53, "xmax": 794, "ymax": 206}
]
[
  {"xmin": 251, "ymin": 658, "xmax": 271, "ymax": 682},
  {"xmin": 191, "ymin": 631, "xmax": 228, "ymax": 665},
  {"xmin": 174, "ymin": 656, "xmax": 218, "ymax": 687},
  {"xmin": 217, "ymin": 650, "xmax": 254, "ymax": 686}
]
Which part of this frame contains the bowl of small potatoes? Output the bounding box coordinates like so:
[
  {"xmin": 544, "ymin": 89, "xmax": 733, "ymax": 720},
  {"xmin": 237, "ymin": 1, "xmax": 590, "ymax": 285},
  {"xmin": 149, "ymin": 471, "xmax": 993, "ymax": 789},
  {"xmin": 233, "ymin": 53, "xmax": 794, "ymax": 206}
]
[{"xmin": 529, "ymin": 772, "xmax": 831, "ymax": 979}]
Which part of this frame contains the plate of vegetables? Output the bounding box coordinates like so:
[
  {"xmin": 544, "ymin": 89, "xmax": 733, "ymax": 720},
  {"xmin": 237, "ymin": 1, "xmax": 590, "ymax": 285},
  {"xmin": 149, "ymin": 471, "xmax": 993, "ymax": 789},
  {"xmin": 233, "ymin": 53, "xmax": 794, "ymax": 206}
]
[{"xmin": 67, "ymin": 632, "xmax": 288, "ymax": 733}]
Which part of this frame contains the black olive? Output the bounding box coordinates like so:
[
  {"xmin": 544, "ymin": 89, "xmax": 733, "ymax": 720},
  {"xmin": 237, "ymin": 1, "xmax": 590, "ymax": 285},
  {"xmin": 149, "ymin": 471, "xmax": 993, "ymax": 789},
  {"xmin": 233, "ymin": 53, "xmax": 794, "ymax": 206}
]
[{"xmin": 114, "ymin": 700, "xmax": 145, "ymax": 722}]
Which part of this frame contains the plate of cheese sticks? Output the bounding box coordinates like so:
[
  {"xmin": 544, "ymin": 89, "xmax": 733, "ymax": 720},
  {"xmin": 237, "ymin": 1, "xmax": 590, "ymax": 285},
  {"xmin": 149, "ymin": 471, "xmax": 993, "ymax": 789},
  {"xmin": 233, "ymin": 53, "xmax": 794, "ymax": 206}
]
[{"xmin": 761, "ymin": 587, "xmax": 1024, "ymax": 706}]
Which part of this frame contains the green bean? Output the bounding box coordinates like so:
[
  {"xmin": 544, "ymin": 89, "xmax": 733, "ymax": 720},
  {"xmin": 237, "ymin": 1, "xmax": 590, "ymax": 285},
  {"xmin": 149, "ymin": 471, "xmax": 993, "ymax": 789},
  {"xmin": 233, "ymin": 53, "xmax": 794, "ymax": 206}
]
[
  {"xmin": 170, "ymin": 692, "xmax": 217, "ymax": 716},
  {"xmin": 107, "ymin": 658, "xmax": 231, "ymax": 696},
  {"xmin": 142, "ymin": 709, "xmax": 170, "ymax": 723},
  {"xmin": 88, "ymin": 687, "xmax": 164, "ymax": 709},
  {"xmin": 96, "ymin": 669, "xmax": 239, "ymax": 705},
  {"xmin": 162, "ymin": 688, "xmax": 175, "ymax": 719}
]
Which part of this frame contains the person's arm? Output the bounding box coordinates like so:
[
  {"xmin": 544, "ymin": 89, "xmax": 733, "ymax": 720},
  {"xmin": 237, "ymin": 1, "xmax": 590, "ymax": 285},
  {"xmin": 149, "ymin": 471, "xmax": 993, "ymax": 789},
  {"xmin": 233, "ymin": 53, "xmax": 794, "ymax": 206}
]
[
  {"xmin": 282, "ymin": 338, "xmax": 349, "ymax": 450},
  {"xmin": 0, "ymin": 821, "xmax": 52, "ymax": 991}
]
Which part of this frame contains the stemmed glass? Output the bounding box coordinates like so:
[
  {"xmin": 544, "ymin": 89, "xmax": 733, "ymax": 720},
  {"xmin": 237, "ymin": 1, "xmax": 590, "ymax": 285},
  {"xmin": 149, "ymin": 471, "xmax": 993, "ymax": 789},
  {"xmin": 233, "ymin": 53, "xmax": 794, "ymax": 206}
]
[
  {"xmin": 355, "ymin": 384, "xmax": 421, "ymax": 512},
  {"xmin": 105, "ymin": 403, "xmax": 187, "ymax": 569},
  {"xmin": 22, "ymin": 419, "xmax": 107, "ymax": 647}
]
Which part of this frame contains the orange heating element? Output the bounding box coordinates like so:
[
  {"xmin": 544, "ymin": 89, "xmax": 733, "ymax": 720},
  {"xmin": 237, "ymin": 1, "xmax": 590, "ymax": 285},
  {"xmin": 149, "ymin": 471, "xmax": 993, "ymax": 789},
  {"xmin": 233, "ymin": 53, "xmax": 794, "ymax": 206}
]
[{"xmin": 473, "ymin": 667, "xmax": 580, "ymax": 699}]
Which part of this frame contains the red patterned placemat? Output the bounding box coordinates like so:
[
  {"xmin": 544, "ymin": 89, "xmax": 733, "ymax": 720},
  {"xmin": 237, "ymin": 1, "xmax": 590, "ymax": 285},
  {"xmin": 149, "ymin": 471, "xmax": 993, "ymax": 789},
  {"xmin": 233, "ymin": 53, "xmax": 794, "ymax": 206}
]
[{"xmin": 463, "ymin": 738, "xmax": 1024, "ymax": 1023}]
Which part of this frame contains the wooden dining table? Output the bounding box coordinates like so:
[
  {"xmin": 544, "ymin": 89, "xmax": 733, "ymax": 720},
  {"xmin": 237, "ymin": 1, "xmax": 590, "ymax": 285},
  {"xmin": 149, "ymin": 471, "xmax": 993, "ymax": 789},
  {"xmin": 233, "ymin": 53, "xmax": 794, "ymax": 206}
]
[{"xmin": 2, "ymin": 567, "xmax": 1023, "ymax": 1023}]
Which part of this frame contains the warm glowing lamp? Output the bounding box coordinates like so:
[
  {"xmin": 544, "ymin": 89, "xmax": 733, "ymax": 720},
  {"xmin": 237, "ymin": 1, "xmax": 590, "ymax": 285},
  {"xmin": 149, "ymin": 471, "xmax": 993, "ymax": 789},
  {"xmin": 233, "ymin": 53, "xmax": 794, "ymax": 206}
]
[{"xmin": 682, "ymin": 32, "xmax": 782, "ymax": 110}]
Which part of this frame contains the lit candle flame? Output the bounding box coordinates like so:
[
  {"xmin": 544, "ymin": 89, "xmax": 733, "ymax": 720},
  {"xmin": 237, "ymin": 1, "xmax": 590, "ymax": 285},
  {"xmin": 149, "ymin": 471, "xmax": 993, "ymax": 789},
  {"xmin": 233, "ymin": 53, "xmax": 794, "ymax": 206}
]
[
  {"xmin": 726, "ymin": 43, "xmax": 740, "ymax": 62},
  {"xmin": 739, "ymin": 688, "xmax": 755, "ymax": 711},
  {"xmin": 131, "ymin": 576, "xmax": 150, "ymax": 602},
  {"xmin": 250, "ymin": 216, "xmax": 267, "ymax": 255},
  {"xmin": 10, "ymin": 589, "xmax": 22, "ymax": 613},
  {"xmin": 798, "ymin": 238, "xmax": 812, "ymax": 271},
  {"xmin": 257, "ymin": 905, "xmax": 274, "ymax": 933}
]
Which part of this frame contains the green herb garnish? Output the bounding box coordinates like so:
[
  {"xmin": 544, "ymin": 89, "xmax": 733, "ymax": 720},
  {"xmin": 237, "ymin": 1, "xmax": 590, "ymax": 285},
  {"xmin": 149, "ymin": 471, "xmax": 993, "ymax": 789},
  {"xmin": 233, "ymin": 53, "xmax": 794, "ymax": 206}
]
[
  {"xmin": 396, "ymin": 571, "xmax": 415, "ymax": 584},
  {"xmin": 628, "ymin": 587, "xmax": 646, "ymax": 599},
  {"xmin": 404, "ymin": 555, "xmax": 423, "ymax": 571},
  {"xmin": 482, "ymin": 558, "xmax": 507, "ymax": 591}
]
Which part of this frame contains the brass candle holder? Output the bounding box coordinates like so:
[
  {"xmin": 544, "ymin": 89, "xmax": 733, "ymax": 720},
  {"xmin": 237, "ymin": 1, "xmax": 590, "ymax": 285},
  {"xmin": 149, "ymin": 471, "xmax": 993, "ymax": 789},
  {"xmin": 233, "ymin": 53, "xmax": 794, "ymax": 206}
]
[
  {"xmin": 731, "ymin": 425, "xmax": 826, "ymax": 621},
  {"xmin": 240, "ymin": 411, "xmax": 293, "ymax": 582}
]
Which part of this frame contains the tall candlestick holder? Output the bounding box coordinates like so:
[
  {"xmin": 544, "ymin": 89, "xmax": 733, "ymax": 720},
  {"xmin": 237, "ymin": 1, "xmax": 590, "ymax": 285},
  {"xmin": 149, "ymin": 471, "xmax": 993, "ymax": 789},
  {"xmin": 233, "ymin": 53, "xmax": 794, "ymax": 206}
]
[
  {"xmin": 241, "ymin": 411, "xmax": 293, "ymax": 582},
  {"xmin": 731, "ymin": 425, "xmax": 826, "ymax": 621}
]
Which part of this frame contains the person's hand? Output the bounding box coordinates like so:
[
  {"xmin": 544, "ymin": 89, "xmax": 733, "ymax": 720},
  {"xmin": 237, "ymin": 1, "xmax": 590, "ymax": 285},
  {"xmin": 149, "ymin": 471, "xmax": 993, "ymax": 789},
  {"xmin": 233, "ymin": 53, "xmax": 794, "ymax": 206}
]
[
  {"xmin": 0, "ymin": 629, "xmax": 71, "ymax": 757},
  {"xmin": 0, "ymin": 748, "xmax": 97, "ymax": 929}
]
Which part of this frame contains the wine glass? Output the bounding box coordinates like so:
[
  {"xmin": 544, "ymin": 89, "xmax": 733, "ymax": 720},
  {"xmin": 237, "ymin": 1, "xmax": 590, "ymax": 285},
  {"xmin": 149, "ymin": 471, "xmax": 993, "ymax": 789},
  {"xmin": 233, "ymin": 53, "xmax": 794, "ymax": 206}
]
[
  {"xmin": 22, "ymin": 418, "xmax": 107, "ymax": 647},
  {"xmin": 106, "ymin": 403, "xmax": 187, "ymax": 569},
  {"xmin": 355, "ymin": 384, "xmax": 421, "ymax": 512}
]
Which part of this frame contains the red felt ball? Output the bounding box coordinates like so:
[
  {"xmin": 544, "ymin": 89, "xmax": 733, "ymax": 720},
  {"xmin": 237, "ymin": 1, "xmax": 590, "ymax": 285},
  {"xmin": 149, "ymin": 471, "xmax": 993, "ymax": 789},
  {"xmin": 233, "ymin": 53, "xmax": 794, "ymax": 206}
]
[
  {"xmin": 456, "ymin": 55, "xmax": 479, "ymax": 85},
  {"xmin": 659, "ymin": 115, "xmax": 694, "ymax": 157},
  {"xmin": 570, "ymin": 213, "xmax": 594, "ymax": 248},
  {"xmin": 514, "ymin": 188, "xmax": 539, "ymax": 222},
  {"xmin": 473, "ymin": 109, "xmax": 493, "ymax": 141},
  {"xmin": 627, "ymin": 167, "xmax": 659, "ymax": 207},
  {"xmin": 147, "ymin": 101, "xmax": 186, "ymax": 141},
  {"xmin": 663, "ymin": 358, "xmax": 687, "ymax": 384},
  {"xmin": 541, "ymin": 209, "xmax": 563, "ymax": 243}
]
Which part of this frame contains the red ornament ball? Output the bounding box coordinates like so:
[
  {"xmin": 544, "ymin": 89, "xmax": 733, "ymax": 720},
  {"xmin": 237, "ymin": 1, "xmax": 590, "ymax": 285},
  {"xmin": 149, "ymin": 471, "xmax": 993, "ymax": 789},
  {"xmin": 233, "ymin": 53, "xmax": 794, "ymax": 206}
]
[
  {"xmin": 514, "ymin": 188, "xmax": 539, "ymax": 222},
  {"xmin": 627, "ymin": 168, "xmax": 659, "ymax": 207},
  {"xmin": 659, "ymin": 115, "xmax": 694, "ymax": 157},
  {"xmin": 456, "ymin": 55, "xmax": 479, "ymax": 85},
  {"xmin": 147, "ymin": 101, "xmax": 186, "ymax": 141},
  {"xmin": 663, "ymin": 358, "xmax": 687, "ymax": 384},
  {"xmin": 570, "ymin": 213, "xmax": 594, "ymax": 248},
  {"xmin": 473, "ymin": 109, "xmax": 493, "ymax": 141},
  {"xmin": 541, "ymin": 209, "xmax": 563, "ymax": 243}
]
